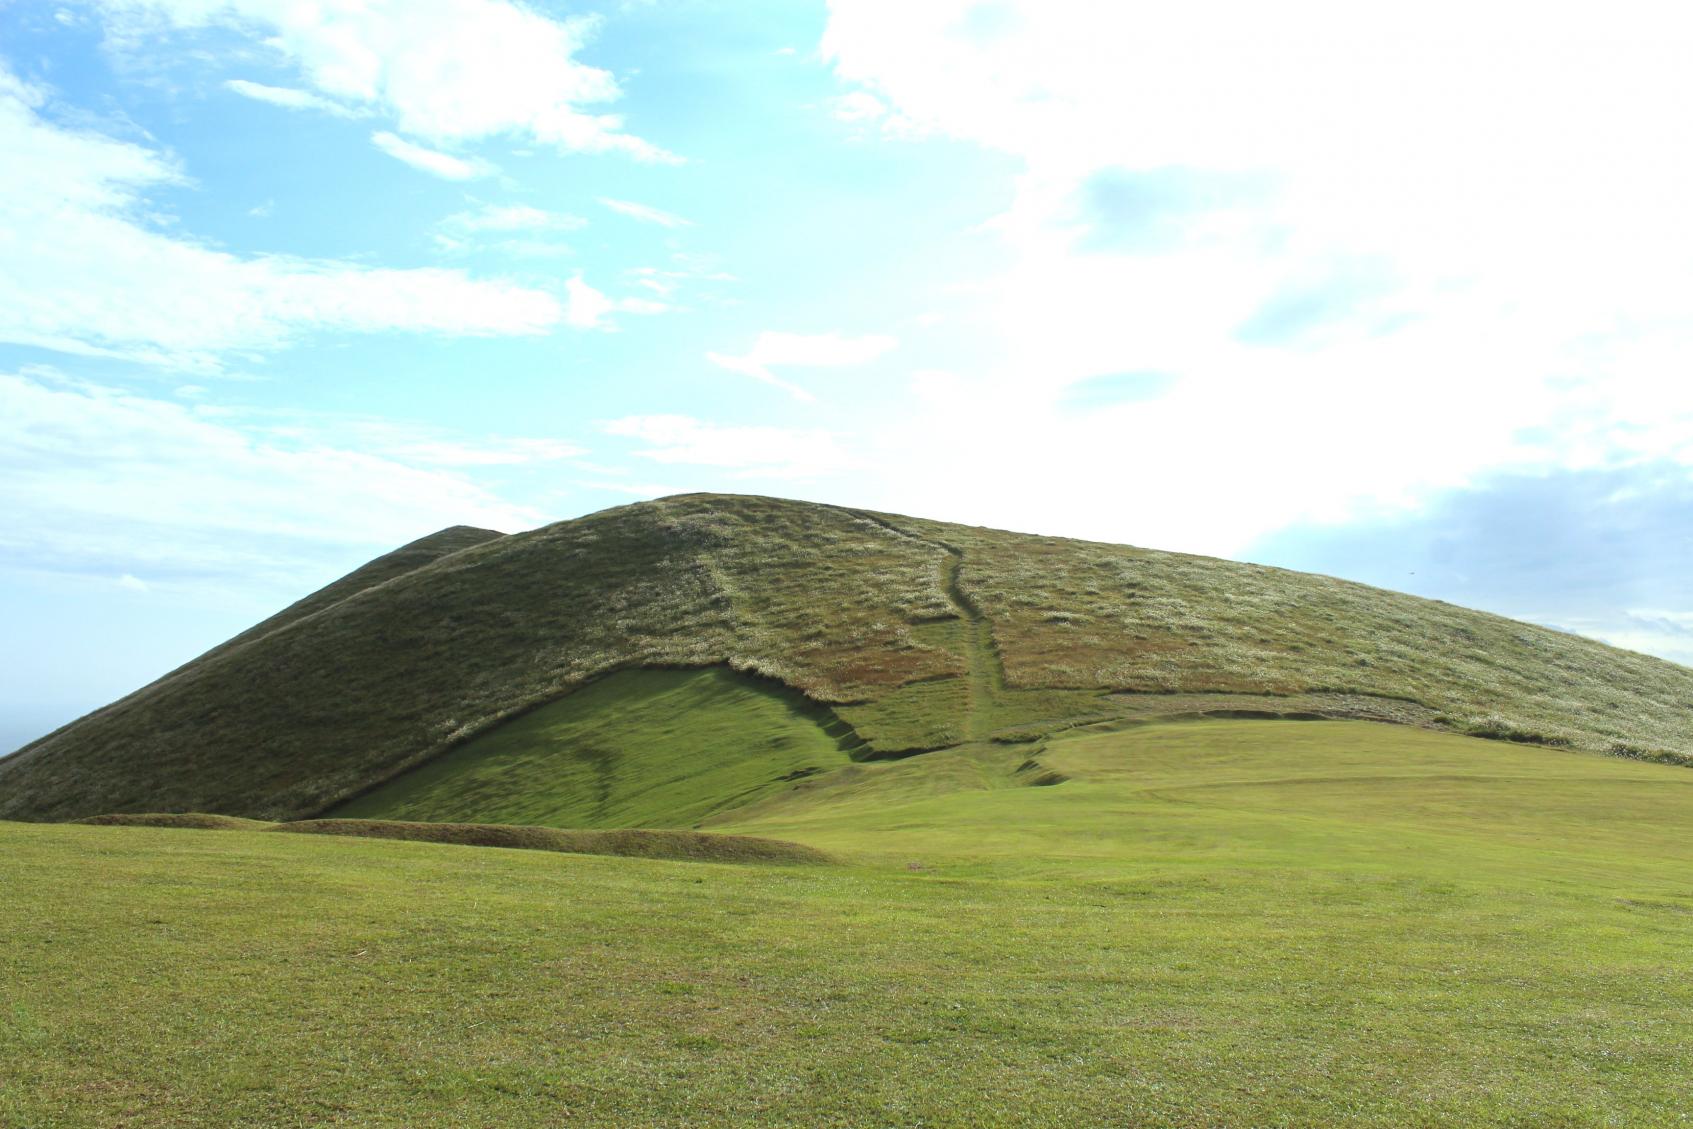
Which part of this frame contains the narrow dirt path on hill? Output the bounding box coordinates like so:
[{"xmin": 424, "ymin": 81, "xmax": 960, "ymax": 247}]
[
  {"xmin": 937, "ymin": 546, "xmax": 1001, "ymax": 743},
  {"xmin": 839, "ymin": 507, "xmax": 1005, "ymax": 744}
]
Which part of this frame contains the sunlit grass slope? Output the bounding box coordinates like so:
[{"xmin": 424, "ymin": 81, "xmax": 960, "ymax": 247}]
[
  {"xmin": 730, "ymin": 718, "xmax": 1693, "ymax": 882},
  {"xmin": 7, "ymin": 719, "xmax": 1693, "ymax": 1126},
  {"xmin": 331, "ymin": 667, "xmax": 859, "ymax": 829},
  {"xmin": 7, "ymin": 493, "xmax": 1693, "ymax": 823}
]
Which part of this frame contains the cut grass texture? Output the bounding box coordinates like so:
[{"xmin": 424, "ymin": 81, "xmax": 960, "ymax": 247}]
[
  {"xmin": 8, "ymin": 719, "xmax": 1693, "ymax": 1126},
  {"xmin": 68, "ymin": 810, "xmax": 826, "ymax": 866},
  {"xmin": 275, "ymin": 819, "xmax": 829, "ymax": 865},
  {"xmin": 330, "ymin": 667, "xmax": 859, "ymax": 829}
]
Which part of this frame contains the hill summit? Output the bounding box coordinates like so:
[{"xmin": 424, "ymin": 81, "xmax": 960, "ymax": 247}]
[{"xmin": 3, "ymin": 493, "xmax": 1690, "ymax": 823}]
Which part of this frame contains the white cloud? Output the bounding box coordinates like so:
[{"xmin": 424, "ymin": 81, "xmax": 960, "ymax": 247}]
[
  {"xmin": 0, "ymin": 68, "xmax": 574, "ymax": 370},
  {"xmin": 585, "ymin": 480, "xmax": 689, "ymax": 498},
  {"xmin": 223, "ymin": 78, "xmax": 353, "ymax": 116},
  {"xmin": 818, "ymin": 0, "xmax": 1693, "ymax": 555},
  {"xmin": 562, "ymin": 275, "xmax": 667, "ymax": 330},
  {"xmin": 116, "ymin": 573, "xmax": 150, "ymax": 592},
  {"xmin": 602, "ymin": 415, "xmax": 857, "ymax": 479},
  {"xmin": 1569, "ymin": 610, "xmax": 1693, "ymax": 669},
  {"xmin": 621, "ymin": 262, "xmax": 737, "ymax": 304},
  {"xmin": 0, "ymin": 369, "xmax": 545, "ymax": 584},
  {"xmin": 441, "ymin": 203, "xmax": 586, "ymax": 234},
  {"xmin": 95, "ymin": 0, "xmax": 676, "ymax": 161},
  {"xmin": 706, "ymin": 331, "xmax": 898, "ymax": 401},
  {"xmin": 829, "ymin": 90, "xmax": 885, "ymax": 123},
  {"xmin": 371, "ymin": 130, "xmax": 491, "ymax": 180},
  {"xmin": 1629, "ymin": 609, "xmax": 1693, "ymax": 632},
  {"xmin": 433, "ymin": 202, "xmax": 589, "ymax": 255},
  {"xmin": 379, "ymin": 437, "xmax": 587, "ymax": 467},
  {"xmin": 565, "ymin": 276, "xmax": 614, "ymax": 330},
  {"xmin": 598, "ymin": 196, "xmax": 692, "ymax": 228}
]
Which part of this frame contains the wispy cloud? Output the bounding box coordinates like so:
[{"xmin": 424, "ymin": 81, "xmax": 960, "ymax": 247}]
[
  {"xmin": 0, "ymin": 68, "xmax": 565, "ymax": 371},
  {"xmin": 599, "ymin": 197, "xmax": 692, "ymax": 228},
  {"xmin": 441, "ymin": 204, "xmax": 587, "ymax": 234},
  {"xmin": 0, "ymin": 369, "xmax": 547, "ymax": 586},
  {"xmin": 564, "ymin": 276, "xmax": 669, "ymax": 330},
  {"xmin": 706, "ymin": 331, "xmax": 897, "ymax": 401},
  {"xmin": 602, "ymin": 415, "xmax": 857, "ymax": 478},
  {"xmin": 371, "ymin": 131, "xmax": 492, "ymax": 180},
  {"xmin": 828, "ymin": 90, "xmax": 885, "ymax": 123},
  {"xmin": 95, "ymin": 0, "xmax": 678, "ymax": 162},
  {"xmin": 223, "ymin": 79, "xmax": 354, "ymax": 117},
  {"xmin": 434, "ymin": 203, "xmax": 588, "ymax": 255}
]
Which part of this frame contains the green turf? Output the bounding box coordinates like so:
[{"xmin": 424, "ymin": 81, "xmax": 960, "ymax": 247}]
[
  {"xmin": 331, "ymin": 667, "xmax": 858, "ymax": 829},
  {"xmin": 72, "ymin": 812, "xmax": 275, "ymax": 830},
  {"xmin": 68, "ymin": 809, "xmax": 828, "ymax": 864},
  {"xmin": 274, "ymin": 819, "xmax": 829, "ymax": 865},
  {"xmin": 9, "ymin": 719, "xmax": 1693, "ymax": 1126}
]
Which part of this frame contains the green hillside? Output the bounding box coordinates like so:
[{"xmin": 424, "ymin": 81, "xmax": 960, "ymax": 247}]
[
  {"xmin": 3, "ymin": 493, "xmax": 1691, "ymax": 823},
  {"xmin": 330, "ymin": 667, "xmax": 861, "ymax": 829},
  {"xmin": 8, "ymin": 718, "xmax": 1693, "ymax": 1126}
]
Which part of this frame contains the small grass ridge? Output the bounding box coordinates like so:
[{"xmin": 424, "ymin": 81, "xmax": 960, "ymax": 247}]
[
  {"xmin": 272, "ymin": 818, "xmax": 831, "ymax": 865},
  {"xmin": 71, "ymin": 810, "xmax": 828, "ymax": 865},
  {"xmin": 72, "ymin": 812, "xmax": 274, "ymax": 830}
]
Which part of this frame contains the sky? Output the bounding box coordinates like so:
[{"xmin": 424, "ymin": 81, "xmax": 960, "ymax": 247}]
[{"xmin": 3, "ymin": 0, "xmax": 1692, "ymax": 753}]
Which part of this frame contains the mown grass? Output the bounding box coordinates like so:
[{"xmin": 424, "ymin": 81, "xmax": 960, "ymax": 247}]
[
  {"xmin": 7, "ymin": 719, "xmax": 1693, "ymax": 1126},
  {"xmin": 331, "ymin": 667, "xmax": 857, "ymax": 829},
  {"xmin": 67, "ymin": 811, "xmax": 826, "ymax": 865},
  {"xmin": 7, "ymin": 493, "xmax": 1693, "ymax": 824},
  {"xmin": 275, "ymin": 820, "xmax": 829, "ymax": 865}
]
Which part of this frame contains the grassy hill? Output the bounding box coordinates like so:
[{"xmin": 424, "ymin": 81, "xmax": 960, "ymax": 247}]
[
  {"xmin": 9, "ymin": 493, "xmax": 1693, "ymax": 1123},
  {"xmin": 8, "ymin": 717, "xmax": 1693, "ymax": 1126},
  {"xmin": 3, "ymin": 492, "xmax": 1691, "ymax": 824}
]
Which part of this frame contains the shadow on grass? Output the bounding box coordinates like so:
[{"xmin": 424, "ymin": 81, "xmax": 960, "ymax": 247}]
[{"xmin": 73, "ymin": 812, "xmax": 830, "ymax": 866}]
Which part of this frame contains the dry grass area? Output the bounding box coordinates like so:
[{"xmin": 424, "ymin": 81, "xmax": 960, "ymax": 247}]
[
  {"xmin": 4, "ymin": 492, "xmax": 1692, "ymax": 823},
  {"xmin": 879, "ymin": 508, "xmax": 1693, "ymax": 758}
]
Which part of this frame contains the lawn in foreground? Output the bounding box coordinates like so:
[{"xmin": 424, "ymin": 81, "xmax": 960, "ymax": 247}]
[{"xmin": 5, "ymin": 720, "xmax": 1693, "ymax": 1126}]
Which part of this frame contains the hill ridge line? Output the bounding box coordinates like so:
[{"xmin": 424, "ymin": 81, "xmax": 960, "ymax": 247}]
[
  {"xmin": 4, "ymin": 526, "xmax": 507, "ymax": 764},
  {"xmin": 199, "ymin": 527, "xmax": 509, "ymax": 666}
]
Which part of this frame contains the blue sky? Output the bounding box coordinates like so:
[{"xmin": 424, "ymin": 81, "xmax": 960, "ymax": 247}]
[{"xmin": 4, "ymin": 0, "xmax": 1692, "ymax": 752}]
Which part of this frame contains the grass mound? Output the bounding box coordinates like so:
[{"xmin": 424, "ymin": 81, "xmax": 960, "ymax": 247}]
[
  {"xmin": 8, "ymin": 492, "xmax": 1693, "ymax": 823},
  {"xmin": 73, "ymin": 812, "xmax": 274, "ymax": 830},
  {"xmin": 272, "ymin": 818, "xmax": 830, "ymax": 865}
]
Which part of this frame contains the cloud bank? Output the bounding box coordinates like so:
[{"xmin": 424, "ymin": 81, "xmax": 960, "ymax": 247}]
[{"xmin": 0, "ymin": 64, "xmax": 587, "ymax": 369}]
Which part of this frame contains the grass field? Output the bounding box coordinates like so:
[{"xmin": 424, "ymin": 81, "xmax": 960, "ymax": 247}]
[{"xmin": 7, "ymin": 718, "xmax": 1693, "ymax": 1126}]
